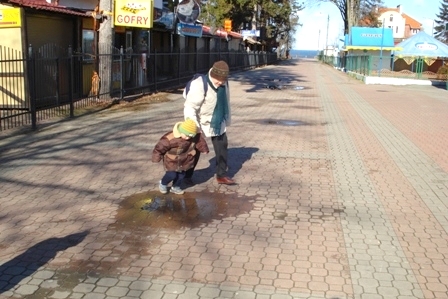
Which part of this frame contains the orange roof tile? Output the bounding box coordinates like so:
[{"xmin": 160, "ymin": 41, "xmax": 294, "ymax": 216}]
[
  {"xmin": 5, "ymin": 0, "xmax": 90, "ymax": 17},
  {"xmin": 379, "ymin": 7, "xmax": 422, "ymax": 29},
  {"xmin": 402, "ymin": 13, "xmax": 422, "ymax": 29}
]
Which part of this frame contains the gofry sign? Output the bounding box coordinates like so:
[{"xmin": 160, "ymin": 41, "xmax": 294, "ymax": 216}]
[{"xmin": 114, "ymin": 0, "xmax": 154, "ymax": 28}]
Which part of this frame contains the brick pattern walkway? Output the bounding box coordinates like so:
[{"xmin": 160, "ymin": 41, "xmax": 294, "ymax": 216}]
[{"xmin": 0, "ymin": 59, "xmax": 447, "ymax": 298}]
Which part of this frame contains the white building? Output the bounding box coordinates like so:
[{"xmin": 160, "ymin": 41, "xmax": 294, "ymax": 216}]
[{"xmin": 378, "ymin": 5, "xmax": 422, "ymax": 44}]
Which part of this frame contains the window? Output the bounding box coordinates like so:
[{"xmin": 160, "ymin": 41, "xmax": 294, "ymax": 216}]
[
  {"xmin": 125, "ymin": 31, "xmax": 132, "ymax": 59},
  {"xmin": 389, "ymin": 14, "xmax": 393, "ymax": 22},
  {"xmin": 82, "ymin": 29, "xmax": 94, "ymax": 60}
]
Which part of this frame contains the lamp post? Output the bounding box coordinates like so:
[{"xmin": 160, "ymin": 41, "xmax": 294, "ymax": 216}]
[
  {"xmin": 325, "ymin": 14, "xmax": 329, "ymax": 56},
  {"xmin": 317, "ymin": 29, "xmax": 320, "ymax": 52},
  {"xmin": 314, "ymin": 12, "xmax": 329, "ymax": 56}
]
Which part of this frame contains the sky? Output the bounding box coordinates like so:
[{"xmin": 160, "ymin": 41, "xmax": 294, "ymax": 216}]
[{"xmin": 294, "ymin": 0, "xmax": 442, "ymax": 50}]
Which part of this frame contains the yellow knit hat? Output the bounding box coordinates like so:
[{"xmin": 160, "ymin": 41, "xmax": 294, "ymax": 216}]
[{"xmin": 178, "ymin": 119, "xmax": 197, "ymax": 137}]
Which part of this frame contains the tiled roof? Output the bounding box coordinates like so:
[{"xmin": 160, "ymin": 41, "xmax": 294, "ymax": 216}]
[
  {"xmin": 202, "ymin": 25, "xmax": 243, "ymax": 39},
  {"xmin": 379, "ymin": 7, "xmax": 398, "ymax": 13},
  {"xmin": 402, "ymin": 13, "xmax": 422, "ymax": 29},
  {"xmin": 5, "ymin": 0, "xmax": 90, "ymax": 17}
]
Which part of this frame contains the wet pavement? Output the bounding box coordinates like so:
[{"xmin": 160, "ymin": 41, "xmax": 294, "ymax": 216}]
[{"xmin": 1, "ymin": 59, "xmax": 447, "ymax": 299}]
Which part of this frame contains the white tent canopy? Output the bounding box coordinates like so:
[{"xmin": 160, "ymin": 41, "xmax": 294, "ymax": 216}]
[{"xmin": 395, "ymin": 31, "xmax": 448, "ymax": 58}]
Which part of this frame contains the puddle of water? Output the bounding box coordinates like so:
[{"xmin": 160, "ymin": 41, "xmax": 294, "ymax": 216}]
[
  {"xmin": 8, "ymin": 191, "xmax": 258, "ymax": 297},
  {"xmin": 22, "ymin": 271, "xmax": 88, "ymax": 299},
  {"xmin": 273, "ymin": 212, "xmax": 287, "ymax": 220},
  {"xmin": 265, "ymin": 119, "xmax": 309, "ymax": 126},
  {"xmin": 114, "ymin": 190, "xmax": 256, "ymax": 230},
  {"xmin": 262, "ymin": 78, "xmax": 284, "ymax": 82},
  {"xmin": 262, "ymin": 84, "xmax": 309, "ymax": 90},
  {"xmin": 263, "ymin": 84, "xmax": 281, "ymax": 89},
  {"xmin": 295, "ymin": 105, "xmax": 319, "ymax": 110}
]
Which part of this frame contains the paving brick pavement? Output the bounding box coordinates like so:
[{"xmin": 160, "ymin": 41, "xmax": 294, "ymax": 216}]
[{"xmin": 0, "ymin": 59, "xmax": 447, "ymax": 299}]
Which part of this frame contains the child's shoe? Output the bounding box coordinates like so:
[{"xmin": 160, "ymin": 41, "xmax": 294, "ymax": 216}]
[
  {"xmin": 170, "ymin": 186, "xmax": 184, "ymax": 194},
  {"xmin": 159, "ymin": 181, "xmax": 168, "ymax": 194}
]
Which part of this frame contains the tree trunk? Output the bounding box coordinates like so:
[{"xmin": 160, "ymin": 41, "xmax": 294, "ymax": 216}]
[
  {"xmin": 319, "ymin": 0, "xmax": 360, "ymax": 35},
  {"xmin": 346, "ymin": 0, "xmax": 360, "ymax": 35},
  {"xmin": 98, "ymin": 0, "xmax": 114, "ymax": 98}
]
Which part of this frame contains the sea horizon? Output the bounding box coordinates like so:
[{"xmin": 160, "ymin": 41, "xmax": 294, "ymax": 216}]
[{"xmin": 289, "ymin": 49, "xmax": 319, "ymax": 58}]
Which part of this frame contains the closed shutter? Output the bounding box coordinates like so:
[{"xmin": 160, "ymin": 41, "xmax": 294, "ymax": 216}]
[
  {"xmin": 25, "ymin": 13, "xmax": 76, "ymax": 106},
  {"xmin": 26, "ymin": 14, "xmax": 74, "ymax": 53}
]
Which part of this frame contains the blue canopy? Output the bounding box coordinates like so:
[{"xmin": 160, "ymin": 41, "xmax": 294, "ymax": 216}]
[
  {"xmin": 344, "ymin": 27, "xmax": 402, "ymax": 50},
  {"xmin": 395, "ymin": 31, "xmax": 448, "ymax": 58}
]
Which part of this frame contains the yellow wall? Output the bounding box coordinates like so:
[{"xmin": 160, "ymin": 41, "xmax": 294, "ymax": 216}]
[
  {"xmin": 0, "ymin": 5, "xmax": 25, "ymax": 107},
  {"xmin": 0, "ymin": 4, "xmax": 23, "ymax": 51}
]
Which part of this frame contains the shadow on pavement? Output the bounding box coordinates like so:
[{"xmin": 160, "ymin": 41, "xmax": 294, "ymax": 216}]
[
  {"xmin": 0, "ymin": 230, "xmax": 89, "ymax": 294},
  {"xmin": 195, "ymin": 146, "xmax": 258, "ymax": 183}
]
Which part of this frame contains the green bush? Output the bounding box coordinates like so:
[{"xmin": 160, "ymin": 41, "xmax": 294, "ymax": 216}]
[
  {"xmin": 437, "ymin": 64, "xmax": 448, "ymax": 75},
  {"xmin": 436, "ymin": 64, "xmax": 448, "ymax": 80}
]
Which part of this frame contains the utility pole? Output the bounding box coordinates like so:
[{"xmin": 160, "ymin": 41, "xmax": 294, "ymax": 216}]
[
  {"xmin": 317, "ymin": 29, "xmax": 321, "ymax": 53},
  {"xmin": 325, "ymin": 14, "xmax": 329, "ymax": 56}
]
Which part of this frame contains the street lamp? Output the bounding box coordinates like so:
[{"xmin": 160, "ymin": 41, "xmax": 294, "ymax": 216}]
[
  {"xmin": 314, "ymin": 12, "xmax": 328, "ymax": 54},
  {"xmin": 325, "ymin": 14, "xmax": 329, "ymax": 56},
  {"xmin": 317, "ymin": 29, "xmax": 320, "ymax": 51}
]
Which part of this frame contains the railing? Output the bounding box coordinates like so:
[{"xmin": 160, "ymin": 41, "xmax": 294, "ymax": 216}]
[
  {"xmin": 319, "ymin": 53, "xmax": 447, "ymax": 82},
  {"xmin": 0, "ymin": 46, "xmax": 277, "ymax": 133}
]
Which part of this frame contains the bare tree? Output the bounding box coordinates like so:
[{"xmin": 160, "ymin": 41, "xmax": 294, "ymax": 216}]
[
  {"xmin": 358, "ymin": 0, "xmax": 384, "ymax": 27},
  {"xmin": 307, "ymin": 0, "xmax": 362, "ymax": 34}
]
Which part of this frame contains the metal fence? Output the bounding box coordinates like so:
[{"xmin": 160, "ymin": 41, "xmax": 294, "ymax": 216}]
[
  {"xmin": 0, "ymin": 44, "xmax": 277, "ymax": 132},
  {"xmin": 320, "ymin": 53, "xmax": 448, "ymax": 82}
]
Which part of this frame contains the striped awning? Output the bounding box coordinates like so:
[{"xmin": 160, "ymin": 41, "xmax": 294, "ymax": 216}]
[
  {"xmin": 344, "ymin": 46, "xmax": 403, "ymax": 51},
  {"xmin": 243, "ymin": 36, "xmax": 261, "ymax": 45}
]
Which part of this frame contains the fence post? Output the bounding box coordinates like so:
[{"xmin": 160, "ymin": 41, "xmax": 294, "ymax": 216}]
[
  {"xmin": 55, "ymin": 58, "xmax": 60, "ymax": 105},
  {"xmin": 219, "ymin": 38, "xmax": 221, "ymax": 60},
  {"xmin": 177, "ymin": 47, "xmax": 181, "ymax": 87},
  {"xmin": 416, "ymin": 58, "xmax": 423, "ymax": 79},
  {"xmin": 154, "ymin": 49, "xmax": 158, "ymax": 92},
  {"xmin": 195, "ymin": 48, "xmax": 198, "ymax": 73},
  {"xmin": 68, "ymin": 45, "xmax": 74, "ymax": 118},
  {"xmin": 28, "ymin": 44, "xmax": 37, "ymax": 130},
  {"xmin": 120, "ymin": 46, "xmax": 124, "ymax": 100}
]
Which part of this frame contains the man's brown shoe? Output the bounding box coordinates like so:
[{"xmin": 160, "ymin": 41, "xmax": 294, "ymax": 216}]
[{"xmin": 216, "ymin": 176, "xmax": 236, "ymax": 185}]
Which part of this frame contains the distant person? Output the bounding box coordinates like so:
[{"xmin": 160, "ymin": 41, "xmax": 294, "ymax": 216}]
[
  {"xmin": 183, "ymin": 60, "xmax": 236, "ymax": 185},
  {"xmin": 152, "ymin": 119, "xmax": 209, "ymax": 194}
]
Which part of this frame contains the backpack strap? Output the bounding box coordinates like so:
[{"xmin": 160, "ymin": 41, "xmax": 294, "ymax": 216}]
[
  {"xmin": 201, "ymin": 74, "xmax": 208, "ymax": 97},
  {"xmin": 184, "ymin": 73, "xmax": 208, "ymax": 100}
]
